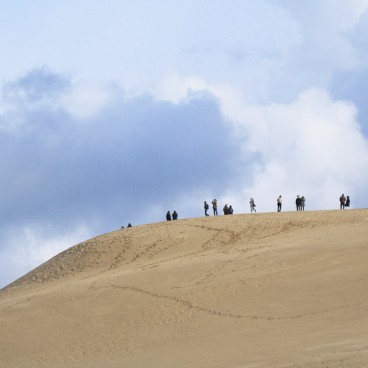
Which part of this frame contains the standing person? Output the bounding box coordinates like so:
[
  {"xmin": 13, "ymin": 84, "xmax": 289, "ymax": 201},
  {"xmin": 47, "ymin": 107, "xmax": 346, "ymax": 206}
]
[
  {"xmin": 277, "ymin": 195, "xmax": 282, "ymax": 212},
  {"xmin": 296, "ymin": 195, "xmax": 301, "ymax": 211},
  {"xmin": 339, "ymin": 194, "xmax": 346, "ymax": 210},
  {"xmin": 300, "ymin": 196, "xmax": 305, "ymax": 211},
  {"xmin": 228, "ymin": 205, "xmax": 234, "ymax": 215},
  {"xmin": 223, "ymin": 204, "xmax": 229, "ymax": 215},
  {"xmin": 212, "ymin": 198, "xmax": 218, "ymax": 216},
  {"xmin": 204, "ymin": 201, "xmax": 209, "ymax": 216},
  {"xmin": 166, "ymin": 211, "xmax": 172, "ymax": 221},
  {"xmin": 249, "ymin": 198, "xmax": 256, "ymax": 213},
  {"xmin": 172, "ymin": 210, "xmax": 178, "ymax": 220},
  {"xmin": 345, "ymin": 196, "xmax": 350, "ymax": 208}
]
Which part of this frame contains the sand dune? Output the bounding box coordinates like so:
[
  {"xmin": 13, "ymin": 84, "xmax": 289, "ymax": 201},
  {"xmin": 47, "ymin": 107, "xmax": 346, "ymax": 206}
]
[{"xmin": 1, "ymin": 209, "xmax": 368, "ymax": 368}]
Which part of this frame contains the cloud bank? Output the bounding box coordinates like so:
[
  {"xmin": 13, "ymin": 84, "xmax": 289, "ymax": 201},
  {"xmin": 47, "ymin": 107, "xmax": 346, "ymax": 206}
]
[
  {"xmin": 1, "ymin": 67, "xmax": 368, "ymax": 287},
  {"xmin": 0, "ymin": 68, "xmax": 239, "ymax": 286}
]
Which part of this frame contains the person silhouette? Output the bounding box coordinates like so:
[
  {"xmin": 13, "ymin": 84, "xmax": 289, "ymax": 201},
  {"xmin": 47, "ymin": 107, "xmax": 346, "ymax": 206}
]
[
  {"xmin": 223, "ymin": 204, "xmax": 229, "ymax": 215},
  {"xmin": 204, "ymin": 201, "xmax": 209, "ymax": 216},
  {"xmin": 249, "ymin": 198, "xmax": 256, "ymax": 213},
  {"xmin": 339, "ymin": 194, "xmax": 346, "ymax": 210},
  {"xmin": 296, "ymin": 195, "xmax": 301, "ymax": 211},
  {"xmin": 212, "ymin": 199, "xmax": 218, "ymax": 216},
  {"xmin": 277, "ymin": 195, "xmax": 282, "ymax": 212}
]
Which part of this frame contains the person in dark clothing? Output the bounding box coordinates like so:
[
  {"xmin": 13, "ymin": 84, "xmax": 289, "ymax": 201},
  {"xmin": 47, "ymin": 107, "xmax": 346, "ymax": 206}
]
[
  {"xmin": 277, "ymin": 195, "xmax": 282, "ymax": 212},
  {"xmin": 172, "ymin": 210, "xmax": 178, "ymax": 220},
  {"xmin": 127, "ymin": 223, "xmax": 132, "ymax": 228},
  {"xmin": 212, "ymin": 199, "xmax": 218, "ymax": 216},
  {"xmin": 223, "ymin": 204, "xmax": 229, "ymax": 215},
  {"xmin": 345, "ymin": 196, "xmax": 350, "ymax": 208},
  {"xmin": 228, "ymin": 205, "xmax": 233, "ymax": 214},
  {"xmin": 300, "ymin": 196, "xmax": 305, "ymax": 211},
  {"xmin": 166, "ymin": 211, "xmax": 172, "ymax": 221},
  {"xmin": 339, "ymin": 194, "xmax": 346, "ymax": 210},
  {"xmin": 296, "ymin": 195, "xmax": 301, "ymax": 211},
  {"xmin": 204, "ymin": 201, "xmax": 209, "ymax": 216}
]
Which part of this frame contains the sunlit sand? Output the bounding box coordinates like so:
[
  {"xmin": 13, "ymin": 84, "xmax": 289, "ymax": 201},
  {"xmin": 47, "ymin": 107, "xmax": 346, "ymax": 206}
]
[{"xmin": 1, "ymin": 209, "xmax": 368, "ymax": 367}]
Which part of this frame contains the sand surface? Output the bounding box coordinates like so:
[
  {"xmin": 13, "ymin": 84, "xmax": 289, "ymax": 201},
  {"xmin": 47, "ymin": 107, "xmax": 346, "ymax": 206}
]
[{"xmin": 1, "ymin": 209, "xmax": 368, "ymax": 367}]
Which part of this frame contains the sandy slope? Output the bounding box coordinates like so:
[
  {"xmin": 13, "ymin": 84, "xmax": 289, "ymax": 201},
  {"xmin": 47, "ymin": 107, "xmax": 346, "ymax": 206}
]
[{"xmin": 1, "ymin": 209, "xmax": 368, "ymax": 368}]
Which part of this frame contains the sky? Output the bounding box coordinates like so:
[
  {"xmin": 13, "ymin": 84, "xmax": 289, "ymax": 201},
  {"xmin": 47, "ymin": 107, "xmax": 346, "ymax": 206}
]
[{"xmin": 1, "ymin": 0, "xmax": 368, "ymax": 287}]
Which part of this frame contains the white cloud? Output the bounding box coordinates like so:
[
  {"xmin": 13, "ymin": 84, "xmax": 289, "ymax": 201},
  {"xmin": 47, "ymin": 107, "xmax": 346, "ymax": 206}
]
[
  {"xmin": 236, "ymin": 88, "xmax": 368, "ymax": 212},
  {"xmin": 152, "ymin": 72, "xmax": 368, "ymax": 214},
  {"xmin": 58, "ymin": 80, "xmax": 116, "ymax": 120}
]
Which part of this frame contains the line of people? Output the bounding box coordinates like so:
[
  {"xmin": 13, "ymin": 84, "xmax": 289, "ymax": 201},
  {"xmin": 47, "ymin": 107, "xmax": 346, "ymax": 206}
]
[
  {"xmin": 204, "ymin": 197, "xmax": 260, "ymax": 216},
  {"xmin": 204, "ymin": 199, "xmax": 235, "ymax": 216},
  {"xmin": 204, "ymin": 198, "xmax": 245, "ymax": 216},
  {"xmin": 124, "ymin": 193, "xmax": 351, "ymax": 229},
  {"xmin": 203, "ymin": 193, "xmax": 351, "ymax": 217}
]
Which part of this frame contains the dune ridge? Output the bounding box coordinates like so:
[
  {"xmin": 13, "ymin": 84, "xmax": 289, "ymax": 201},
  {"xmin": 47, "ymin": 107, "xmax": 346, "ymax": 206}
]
[{"xmin": 1, "ymin": 209, "xmax": 368, "ymax": 367}]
